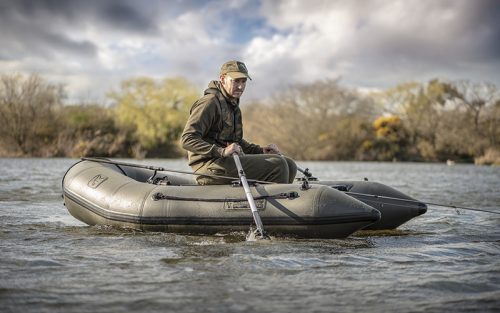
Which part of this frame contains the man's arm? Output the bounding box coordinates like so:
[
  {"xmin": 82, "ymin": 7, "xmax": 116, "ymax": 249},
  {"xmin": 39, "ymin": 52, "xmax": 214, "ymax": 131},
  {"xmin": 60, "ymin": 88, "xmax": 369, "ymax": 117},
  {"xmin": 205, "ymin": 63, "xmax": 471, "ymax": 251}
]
[
  {"xmin": 239, "ymin": 138, "xmax": 263, "ymax": 155},
  {"xmin": 180, "ymin": 97, "xmax": 225, "ymax": 158}
]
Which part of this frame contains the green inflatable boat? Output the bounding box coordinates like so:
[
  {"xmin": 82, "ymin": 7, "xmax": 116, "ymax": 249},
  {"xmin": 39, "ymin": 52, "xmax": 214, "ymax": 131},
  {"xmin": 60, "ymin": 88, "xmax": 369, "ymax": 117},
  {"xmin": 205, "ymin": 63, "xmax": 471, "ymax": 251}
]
[{"xmin": 62, "ymin": 159, "xmax": 381, "ymax": 238}]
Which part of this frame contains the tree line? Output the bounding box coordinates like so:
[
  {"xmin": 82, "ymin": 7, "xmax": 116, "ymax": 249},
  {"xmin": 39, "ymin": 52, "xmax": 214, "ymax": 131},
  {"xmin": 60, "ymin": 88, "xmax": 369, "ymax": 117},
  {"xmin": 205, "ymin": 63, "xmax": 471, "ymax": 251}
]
[{"xmin": 0, "ymin": 73, "xmax": 498, "ymax": 164}]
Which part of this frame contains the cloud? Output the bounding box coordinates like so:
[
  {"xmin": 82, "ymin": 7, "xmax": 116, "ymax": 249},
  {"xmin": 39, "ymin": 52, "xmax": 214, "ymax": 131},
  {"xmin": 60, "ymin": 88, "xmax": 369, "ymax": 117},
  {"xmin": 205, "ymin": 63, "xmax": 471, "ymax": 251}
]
[
  {"xmin": 98, "ymin": 1, "xmax": 158, "ymax": 32},
  {"xmin": 0, "ymin": 0, "xmax": 498, "ymax": 102},
  {"xmin": 244, "ymin": 0, "xmax": 500, "ymax": 96}
]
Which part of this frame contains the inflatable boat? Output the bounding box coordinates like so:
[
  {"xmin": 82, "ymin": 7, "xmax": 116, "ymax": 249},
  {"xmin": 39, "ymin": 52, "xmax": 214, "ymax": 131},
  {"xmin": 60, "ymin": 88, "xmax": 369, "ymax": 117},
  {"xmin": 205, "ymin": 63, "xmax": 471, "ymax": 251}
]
[{"xmin": 62, "ymin": 159, "xmax": 381, "ymax": 238}]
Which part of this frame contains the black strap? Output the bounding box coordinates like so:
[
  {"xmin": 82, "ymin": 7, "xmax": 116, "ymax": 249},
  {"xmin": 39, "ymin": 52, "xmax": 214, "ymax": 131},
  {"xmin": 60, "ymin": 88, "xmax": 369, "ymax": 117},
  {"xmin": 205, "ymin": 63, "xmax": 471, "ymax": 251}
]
[{"xmin": 152, "ymin": 191, "xmax": 299, "ymax": 202}]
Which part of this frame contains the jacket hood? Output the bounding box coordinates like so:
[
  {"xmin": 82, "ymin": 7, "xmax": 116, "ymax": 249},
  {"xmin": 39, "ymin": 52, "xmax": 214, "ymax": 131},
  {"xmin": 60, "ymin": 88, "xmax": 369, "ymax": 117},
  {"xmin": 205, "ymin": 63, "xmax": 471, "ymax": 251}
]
[{"xmin": 205, "ymin": 80, "xmax": 239, "ymax": 106}]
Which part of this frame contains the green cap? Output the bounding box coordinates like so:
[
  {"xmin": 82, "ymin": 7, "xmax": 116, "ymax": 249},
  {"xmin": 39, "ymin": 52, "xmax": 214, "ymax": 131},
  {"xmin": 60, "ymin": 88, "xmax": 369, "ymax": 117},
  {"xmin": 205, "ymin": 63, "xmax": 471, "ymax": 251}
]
[{"xmin": 220, "ymin": 60, "xmax": 252, "ymax": 80}]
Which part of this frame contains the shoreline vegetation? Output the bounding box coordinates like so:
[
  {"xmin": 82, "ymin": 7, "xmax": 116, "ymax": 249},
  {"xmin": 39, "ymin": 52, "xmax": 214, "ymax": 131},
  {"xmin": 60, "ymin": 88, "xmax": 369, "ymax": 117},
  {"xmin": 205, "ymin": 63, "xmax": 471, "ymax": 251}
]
[{"xmin": 1, "ymin": 74, "xmax": 499, "ymax": 165}]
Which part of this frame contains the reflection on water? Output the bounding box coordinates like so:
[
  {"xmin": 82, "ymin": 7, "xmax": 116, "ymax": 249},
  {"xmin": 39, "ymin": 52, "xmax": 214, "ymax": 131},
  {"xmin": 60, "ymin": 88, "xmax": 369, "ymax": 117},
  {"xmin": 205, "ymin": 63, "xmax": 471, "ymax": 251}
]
[{"xmin": 0, "ymin": 158, "xmax": 499, "ymax": 313}]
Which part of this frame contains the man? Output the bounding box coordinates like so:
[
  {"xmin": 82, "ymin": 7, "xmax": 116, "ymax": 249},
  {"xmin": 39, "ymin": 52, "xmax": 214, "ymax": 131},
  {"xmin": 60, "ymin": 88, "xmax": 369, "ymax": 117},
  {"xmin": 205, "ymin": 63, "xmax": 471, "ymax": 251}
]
[{"xmin": 181, "ymin": 60, "xmax": 297, "ymax": 185}]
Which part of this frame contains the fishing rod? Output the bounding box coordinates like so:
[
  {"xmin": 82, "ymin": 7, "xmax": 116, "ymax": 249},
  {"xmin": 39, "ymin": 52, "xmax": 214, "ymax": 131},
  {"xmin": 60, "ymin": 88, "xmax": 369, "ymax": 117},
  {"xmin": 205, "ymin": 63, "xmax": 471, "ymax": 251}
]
[
  {"xmin": 346, "ymin": 191, "xmax": 500, "ymax": 215},
  {"xmin": 296, "ymin": 163, "xmax": 499, "ymax": 215},
  {"xmin": 81, "ymin": 157, "xmax": 273, "ymax": 185}
]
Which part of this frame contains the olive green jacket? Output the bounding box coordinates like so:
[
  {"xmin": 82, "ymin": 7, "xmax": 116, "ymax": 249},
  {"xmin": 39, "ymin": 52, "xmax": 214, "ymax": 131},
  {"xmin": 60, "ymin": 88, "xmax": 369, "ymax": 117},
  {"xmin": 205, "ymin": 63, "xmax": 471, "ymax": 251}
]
[{"xmin": 181, "ymin": 81, "xmax": 263, "ymax": 167}]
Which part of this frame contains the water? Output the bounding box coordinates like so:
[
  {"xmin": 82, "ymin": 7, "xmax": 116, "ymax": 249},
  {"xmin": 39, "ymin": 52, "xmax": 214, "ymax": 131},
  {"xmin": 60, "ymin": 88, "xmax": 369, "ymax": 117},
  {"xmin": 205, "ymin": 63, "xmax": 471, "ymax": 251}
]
[{"xmin": 1, "ymin": 158, "xmax": 499, "ymax": 313}]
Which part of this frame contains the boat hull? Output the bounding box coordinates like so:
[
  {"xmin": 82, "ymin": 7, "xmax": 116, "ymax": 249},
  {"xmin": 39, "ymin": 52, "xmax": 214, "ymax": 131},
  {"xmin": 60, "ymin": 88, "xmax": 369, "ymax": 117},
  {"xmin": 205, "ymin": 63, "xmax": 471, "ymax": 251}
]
[{"xmin": 312, "ymin": 181, "xmax": 427, "ymax": 230}]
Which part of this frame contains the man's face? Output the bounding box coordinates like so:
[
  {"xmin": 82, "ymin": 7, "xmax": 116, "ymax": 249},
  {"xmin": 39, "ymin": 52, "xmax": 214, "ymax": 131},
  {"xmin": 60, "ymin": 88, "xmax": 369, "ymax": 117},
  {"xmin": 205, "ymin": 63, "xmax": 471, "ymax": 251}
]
[{"xmin": 221, "ymin": 75, "xmax": 247, "ymax": 99}]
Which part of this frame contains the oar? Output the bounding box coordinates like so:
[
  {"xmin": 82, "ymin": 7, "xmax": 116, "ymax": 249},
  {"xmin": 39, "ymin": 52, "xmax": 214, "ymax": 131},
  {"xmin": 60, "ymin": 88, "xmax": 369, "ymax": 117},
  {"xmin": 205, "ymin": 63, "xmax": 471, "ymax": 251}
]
[
  {"xmin": 297, "ymin": 166, "xmax": 315, "ymax": 179},
  {"xmin": 277, "ymin": 154, "xmax": 316, "ymax": 180},
  {"xmin": 232, "ymin": 153, "xmax": 269, "ymax": 239}
]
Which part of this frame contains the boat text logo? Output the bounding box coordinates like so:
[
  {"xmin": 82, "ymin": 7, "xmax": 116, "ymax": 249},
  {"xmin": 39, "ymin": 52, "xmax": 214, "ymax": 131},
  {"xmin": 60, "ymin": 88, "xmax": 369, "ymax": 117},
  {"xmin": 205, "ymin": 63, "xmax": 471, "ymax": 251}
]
[
  {"xmin": 88, "ymin": 174, "xmax": 108, "ymax": 189},
  {"xmin": 225, "ymin": 199, "xmax": 266, "ymax": 210}
]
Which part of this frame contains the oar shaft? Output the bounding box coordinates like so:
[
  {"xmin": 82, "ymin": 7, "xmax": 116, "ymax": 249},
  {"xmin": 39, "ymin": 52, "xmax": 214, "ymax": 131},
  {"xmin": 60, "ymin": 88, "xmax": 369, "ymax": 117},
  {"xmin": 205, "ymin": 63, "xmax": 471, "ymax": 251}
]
[
  {"xmin": 233, "ymin": 154, "xmax": 266, "ymax": 235},
  {"xmin": 297, "ymin": 165, "xmax": 313, "ymax": 178}
]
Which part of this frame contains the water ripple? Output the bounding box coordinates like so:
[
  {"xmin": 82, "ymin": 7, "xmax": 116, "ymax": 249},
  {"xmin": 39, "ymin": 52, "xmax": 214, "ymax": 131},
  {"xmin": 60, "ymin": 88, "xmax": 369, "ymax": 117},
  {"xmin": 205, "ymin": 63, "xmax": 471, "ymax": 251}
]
[{"xmin": 1, "ymin": 159, "xmax": 499, "ymax": 313}]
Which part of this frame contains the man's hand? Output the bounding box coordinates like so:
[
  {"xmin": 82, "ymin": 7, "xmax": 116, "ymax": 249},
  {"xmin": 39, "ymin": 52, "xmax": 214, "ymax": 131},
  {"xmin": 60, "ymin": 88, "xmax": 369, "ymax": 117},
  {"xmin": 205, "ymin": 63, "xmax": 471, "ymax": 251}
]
[
  {"xmin": 223, "ymin": 143, "xmax": 241, "ymax": 157},
  {"xmin": 263, "ymin": 143, "xmax": 280, "ymax": 154}
]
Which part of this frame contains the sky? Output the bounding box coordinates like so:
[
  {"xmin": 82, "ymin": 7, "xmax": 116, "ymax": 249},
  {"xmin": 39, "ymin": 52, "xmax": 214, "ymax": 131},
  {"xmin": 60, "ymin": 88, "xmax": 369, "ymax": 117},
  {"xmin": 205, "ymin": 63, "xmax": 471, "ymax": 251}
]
[{"xmin": 1, "ymin": 0, "xmax": 499, "ymax": 102}]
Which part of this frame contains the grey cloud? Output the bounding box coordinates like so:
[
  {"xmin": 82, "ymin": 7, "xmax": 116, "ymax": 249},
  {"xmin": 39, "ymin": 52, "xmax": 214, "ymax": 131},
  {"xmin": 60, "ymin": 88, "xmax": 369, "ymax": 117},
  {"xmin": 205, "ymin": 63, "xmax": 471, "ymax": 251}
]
[
  {"xmin": 466, "ymin": 0, "xmax": 500, "ymax": 60},
  {"xmin": 0, "ymin": 0, "xmax": 158, "ymax": 33},
  {"xmin": 1, "ymin": 0, "xmax": 498, "ymax": 101},
  {"xmin": 0, "ymin": 0, "xmax": 164, "ymax": 62},
  {"xmin": 99, "ymin": 2, "xmax": 157, "ymax": 33},
  {"xmin": 1, "ymin": 0, "xmax": 79, "ymax": 20},
  {"xmin": 343, "ymin": 0, "xmax": 500, "ymax": 63},
  {"xmin": 265, "ymin": 0, "xmax": 499, "ymax": 87},
  {"xmin": 41, "ymin": 32, "xmax": 97, "ymax": 57},
  {"xmin": 0, "ymin": 2, "xmax": 97, "ymax": 61}
]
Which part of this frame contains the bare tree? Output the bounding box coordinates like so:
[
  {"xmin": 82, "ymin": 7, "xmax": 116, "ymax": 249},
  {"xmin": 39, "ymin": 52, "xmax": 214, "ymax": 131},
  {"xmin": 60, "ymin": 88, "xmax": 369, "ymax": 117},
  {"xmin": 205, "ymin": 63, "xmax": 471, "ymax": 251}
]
[
  {"xmin": 453, "ymin": 80, "xmax": 499, "ymax": 133},
  {"xmin": 0, "ymin": 74, "xmax": 64, "ymax": 155},
  {"xmin": 244, "ymin": 79, "xmax": 378, "ymax": 160}
]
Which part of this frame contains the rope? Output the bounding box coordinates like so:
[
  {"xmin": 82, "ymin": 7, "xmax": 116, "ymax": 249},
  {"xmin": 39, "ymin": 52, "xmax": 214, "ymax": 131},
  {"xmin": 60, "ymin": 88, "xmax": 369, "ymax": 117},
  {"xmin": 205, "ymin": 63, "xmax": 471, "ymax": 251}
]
[
  {"xmin": 346, "ymin": 191, "xmax": 500, "ymax": 215},
  {"xmin": 81, "ymin": 157, "xmax": 274, "ymax": 184}
]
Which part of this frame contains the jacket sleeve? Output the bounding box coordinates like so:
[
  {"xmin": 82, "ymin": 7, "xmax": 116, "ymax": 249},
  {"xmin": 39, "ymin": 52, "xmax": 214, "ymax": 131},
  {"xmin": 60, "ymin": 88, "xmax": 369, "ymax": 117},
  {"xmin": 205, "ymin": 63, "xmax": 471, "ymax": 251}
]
[
  {"xmin": 240, "ymin": 138, "xmax": 264, "ymax": 155},
  {"xmin": 180, "ymin": 96, "xmax": 225, "ymax": 158}
]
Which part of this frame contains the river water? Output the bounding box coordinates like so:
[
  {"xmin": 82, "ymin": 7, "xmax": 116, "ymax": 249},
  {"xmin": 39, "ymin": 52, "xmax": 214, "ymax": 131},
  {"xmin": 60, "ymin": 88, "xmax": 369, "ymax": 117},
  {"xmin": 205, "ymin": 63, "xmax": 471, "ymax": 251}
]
[{"xmin": 1, "ymin": 158, "xmax": 499, "ymax": 313}]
